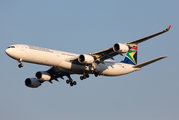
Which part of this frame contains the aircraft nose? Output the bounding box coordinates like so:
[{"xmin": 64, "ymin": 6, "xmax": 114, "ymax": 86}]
[
  {"xmin": 5, "ymin": 48, "xmax": 14, "ymax": 57},
  {"xmin": 5, "ymin": 48, "xmax": 9, "ymax": 55}
]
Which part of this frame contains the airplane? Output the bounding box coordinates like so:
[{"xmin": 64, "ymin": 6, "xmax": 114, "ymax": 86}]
[{"xmin": 5, "ymin": 25, "xmax": 171, "ymax": 88}]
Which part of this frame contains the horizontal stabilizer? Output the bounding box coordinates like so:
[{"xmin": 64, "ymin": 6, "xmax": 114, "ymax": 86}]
[{"xmin": 133, "ymin": 56, "xmax": 167, "ymax": 68}]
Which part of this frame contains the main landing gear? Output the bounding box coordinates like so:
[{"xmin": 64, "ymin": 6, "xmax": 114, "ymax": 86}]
[
  {"xmin": 80, "ymin": 74, "xmax": 89, "ymax": 80},
  {"xmin": 80, "ymin": 70, "xmax": 98, "ymax": 81},
  {"xmin": 93, "ymin": 69, "xmax": 99, "ymax": 77},
  {"xmin": 65, "ymin": 74, "xmax": 77, "ymax": 87},
  {"xmin": 17, "ymin": 59, "xmax": 23, "ymax": 68}
]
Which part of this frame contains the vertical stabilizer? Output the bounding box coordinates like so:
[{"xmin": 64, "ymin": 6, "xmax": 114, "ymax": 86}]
[{"xmin": 121, "ymin": 45, "xmax": 138, "ymax": 65}]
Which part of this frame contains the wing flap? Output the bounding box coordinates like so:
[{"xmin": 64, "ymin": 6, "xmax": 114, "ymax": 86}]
[
  {"xmin": 90, "ymin": 48, "xmax": 114, "ymax": 56},
  {"xmin": 133, "ymin": 56, "xmax": 167, "ymax": 68}
]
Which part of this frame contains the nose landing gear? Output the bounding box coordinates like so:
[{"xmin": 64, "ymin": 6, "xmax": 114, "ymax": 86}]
[
  {"xmin": 18, "ymin": 63, "xmax": 23, "ymax": 68},
  {"xmin": 17, "ymin": 59, "xmax": 23, "ymax": 68}
]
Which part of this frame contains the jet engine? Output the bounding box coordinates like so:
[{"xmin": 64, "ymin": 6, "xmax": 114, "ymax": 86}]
[
  {"xmin": 25, "ymin": 78, "xmax": 41, "ymax": 88},
  {"xmin": 113, "ymin": 43, "xmax": 129, "ymax": 53},
  {"xmin": 78, "ymin": 54, "xmax": 95, "ymax": 64},
  {"xmin": 35, "ymin": 71, "xmax": 51, "ymax": 81}
]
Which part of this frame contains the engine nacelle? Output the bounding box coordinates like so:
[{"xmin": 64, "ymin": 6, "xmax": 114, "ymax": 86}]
[
  {"xmin": 35, "ymin": 71, "xmax": 51, "ymax": 81},
  {"xmin": 78, "ymin": 54, "xmax": 95, "ymax": 64},
  {"xmin": 113, "ymin": 43, "xmax": 129, "ymax": 53},
  {"xmin": 25, "ymin": 78, "xmax": 41, "ymax": 88}
]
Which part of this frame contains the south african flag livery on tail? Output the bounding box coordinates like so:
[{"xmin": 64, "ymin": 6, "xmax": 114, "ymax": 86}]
[{"xmin": 121, "ymin": 45, "xmax": 138, "ymax": 65}]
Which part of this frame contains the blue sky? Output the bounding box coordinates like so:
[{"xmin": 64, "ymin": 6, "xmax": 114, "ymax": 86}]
[{"xmin": 0, "ymin": 0, "xmax": 179, "ymax": 120}]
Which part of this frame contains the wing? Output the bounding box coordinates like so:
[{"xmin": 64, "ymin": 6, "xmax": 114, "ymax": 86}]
[
  {"xmin": 89, "ymin": 25, "xmax": 171, "ymax": 65},
  {"xmin": 89, "ymin": 48, "xmax": 121, "ymax": 64},
  {"xmin": 47, "ymin": 66, "xmax": 65, "ymax": 81},
  {"xmin": 66, "ymin": 26, "xmax": 171, "ymax": 66},
  {"xmin": 126, "ymin": 25, "xmax": 171, "ymax": 47}
]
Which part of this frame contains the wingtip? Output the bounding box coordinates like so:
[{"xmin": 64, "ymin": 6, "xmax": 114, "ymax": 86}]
[
  {"xmin": 166, "ymin": 25, "xmax": 171, "ymax": 31},
  {"xmin": 160, "ymin": 56, "xmax": 167, "ymax": 59}
]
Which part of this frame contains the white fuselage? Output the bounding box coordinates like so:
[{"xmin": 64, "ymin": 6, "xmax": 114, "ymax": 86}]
[{"xmin": 5, "ymin": 44, "xmax": 139, "ymax": 76}]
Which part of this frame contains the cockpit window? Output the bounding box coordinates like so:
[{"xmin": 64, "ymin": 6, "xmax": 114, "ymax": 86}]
[{"xmin": 8, "ymin": 46, "xmax": 15, "ymax": 48}]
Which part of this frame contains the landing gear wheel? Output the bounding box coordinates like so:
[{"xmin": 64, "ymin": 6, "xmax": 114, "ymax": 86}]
[
  {"xmin": 86, "ymin": 74, "xmax": 89, "ymax": 78},
  {"xmin": 80, "ymin": 76, "xmax": 83, "ymax": 80},
  {"xmin": 83, "ymin": 75, "xmax": 86, "ymax": 79},
  {"xmin": 18, "ymin": 63, "xmax": 23, "ymax": 68},
  {"xmin": 94, "ymin": 73, "xmax": 98, "ymax": 77},
  {"xmin": 70, "ymin": 82, "xmax": 73, "ymax": 86},
  {"xmin": 66, "ymin": 80, "xmax": 70, "ymax": 84},
  {"xmin": 94, "ymin": 69, "xmax": 98, "ymax": 77},
  {"xmin": 69, "ymin": 79, "xmax": 73, "ymax": 82},
  {"xmin": 73, "ymin": 81, "xmax": 77, "ymax": 85}
]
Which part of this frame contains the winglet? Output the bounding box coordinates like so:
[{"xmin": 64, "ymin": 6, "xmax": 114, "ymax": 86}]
[{"xmin": 166, "ymin": 25, "xmax": 171, "ymax": 31}]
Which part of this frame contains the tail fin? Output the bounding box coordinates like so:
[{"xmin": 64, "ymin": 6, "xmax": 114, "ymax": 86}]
[{"xmin": 121, "ymin": 45, "xmax": 138, "ymax": 65}]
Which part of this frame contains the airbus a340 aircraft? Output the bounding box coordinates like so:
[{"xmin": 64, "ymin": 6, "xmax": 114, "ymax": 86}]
[{"xmin": 5, "ymin": 26, "xmax": 171, "ymax": 88}]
